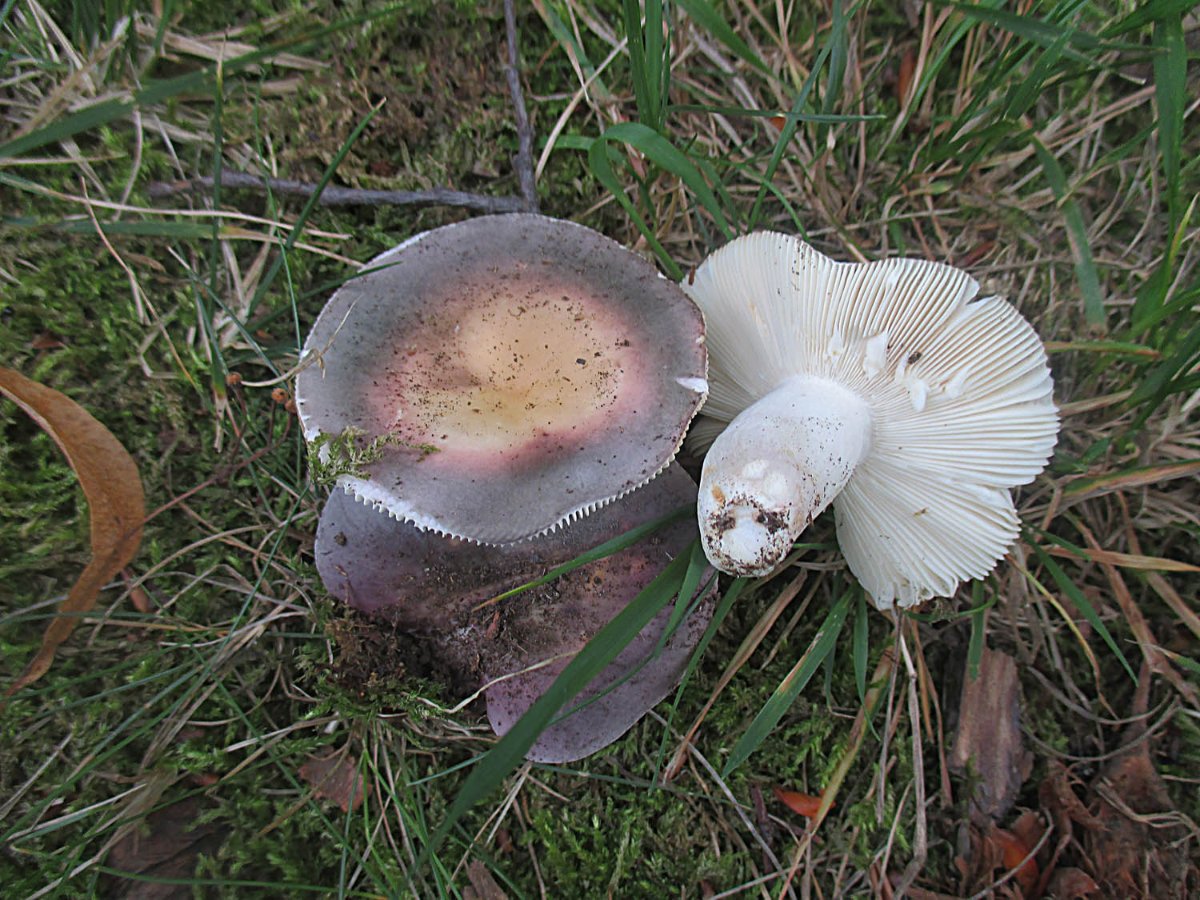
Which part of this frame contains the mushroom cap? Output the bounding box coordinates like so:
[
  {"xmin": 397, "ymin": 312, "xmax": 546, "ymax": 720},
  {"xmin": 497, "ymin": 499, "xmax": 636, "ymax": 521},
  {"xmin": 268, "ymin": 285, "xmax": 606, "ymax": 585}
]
[
  {"xmin": 683, "ymin": 232, "xmax": 1059, "ymax": 608},
  {"xmin": 296, "ymin": 214, "xmax": 707, "ymax": 544},
  {"xmin": 313, "ymin": 464, "xmax": 714, "ymax": 763}
]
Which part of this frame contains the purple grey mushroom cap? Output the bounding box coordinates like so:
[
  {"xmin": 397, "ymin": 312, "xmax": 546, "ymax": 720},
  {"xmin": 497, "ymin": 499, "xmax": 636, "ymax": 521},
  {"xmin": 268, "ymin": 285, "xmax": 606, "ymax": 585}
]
[
  {"xmin": 296, "ymin": 214, "xmax": 708, "ymax": 544},
  {"xmin": 314, "ymin": 464, "xmax": 714, "ymax": 763}
]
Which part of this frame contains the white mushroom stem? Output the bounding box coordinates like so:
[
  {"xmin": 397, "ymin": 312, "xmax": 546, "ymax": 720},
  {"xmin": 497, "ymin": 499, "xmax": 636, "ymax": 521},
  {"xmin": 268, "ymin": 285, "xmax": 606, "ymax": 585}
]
[{"xmin": 698, "ymin": 375, "xmax": 872, "ymax": 577}]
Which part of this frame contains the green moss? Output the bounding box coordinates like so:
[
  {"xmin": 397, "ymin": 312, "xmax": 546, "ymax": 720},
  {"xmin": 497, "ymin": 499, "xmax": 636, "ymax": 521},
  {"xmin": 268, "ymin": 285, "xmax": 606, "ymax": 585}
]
[{"xmin": 4, "ymin": 0, "xmax": 1198, "ymax": 896}]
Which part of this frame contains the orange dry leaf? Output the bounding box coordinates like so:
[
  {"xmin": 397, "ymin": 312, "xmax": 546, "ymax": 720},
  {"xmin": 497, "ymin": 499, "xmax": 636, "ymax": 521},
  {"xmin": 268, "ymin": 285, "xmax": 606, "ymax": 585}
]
[
  {"xmin": 992, "ymin": 825, "xmax": 1040, "ymax": 896},
  {"xmin": 0, "ymin": 367, "xmax": 145, "ymax": 699},
  {"xmin": 773, "ymin": 786, "xmax": 830, "ymax": 819}
]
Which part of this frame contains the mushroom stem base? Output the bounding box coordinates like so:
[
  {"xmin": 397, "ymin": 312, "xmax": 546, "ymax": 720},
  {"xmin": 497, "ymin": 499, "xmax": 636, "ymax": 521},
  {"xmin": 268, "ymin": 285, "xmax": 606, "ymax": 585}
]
[{"xmin": 697, "ymin": 375, "xmax": 872, "ymax": 576}]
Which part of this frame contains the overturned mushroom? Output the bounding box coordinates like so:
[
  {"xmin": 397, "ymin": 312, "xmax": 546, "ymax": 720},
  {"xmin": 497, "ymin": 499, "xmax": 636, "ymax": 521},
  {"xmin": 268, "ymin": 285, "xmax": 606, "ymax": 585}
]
[
  {"xmin": 315, "ymin": 464, "xmax": 714, "ymax": 763},
  {"xmin": 683, "ymin": 232, "xmax": 1058, "ymax": 609},
  {"xmin": 296, "ymin": 214, "xmax": 707, "ymax": 544}
]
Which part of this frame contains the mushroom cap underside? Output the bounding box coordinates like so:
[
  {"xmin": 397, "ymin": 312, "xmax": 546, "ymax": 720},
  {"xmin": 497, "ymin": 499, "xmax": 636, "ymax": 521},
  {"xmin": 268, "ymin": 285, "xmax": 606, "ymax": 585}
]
[
  {"xmin": 683, "ymin": 231, "xmax": 1059, "ymax": 607},
  {"xmin": 297, "ymin": 214, "xmax": 708, "ymax": 544},
  {"xmin": 314, "ymin": 463, "xmax": 714, "ymax": 763}
]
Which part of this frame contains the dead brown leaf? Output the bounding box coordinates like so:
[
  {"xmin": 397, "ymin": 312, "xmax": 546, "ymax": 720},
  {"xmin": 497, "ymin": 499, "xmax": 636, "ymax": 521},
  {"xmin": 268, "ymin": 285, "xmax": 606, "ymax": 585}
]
[
  {"xmin": 950, "ymin": 646, "xmax": 1032, "ymax": 822},
  {"xmin": 1039, "ymin": 761, "xmax": 1104, "ymax": 836},
  {"xmin": 30, "ymin": 332, "xmax": 66, "ymax": 350},
  {"xmin": 0, "ymin": 367, "xmax": 145, "ymax": 699},
  {"xmin": 298, "ymin": 752, "xmax": 368, "ymax": 813},
  {"xmin": 126, "ymin": 568, "xmax": 154, "ymax": 615},
  {"xmin": 1045, "ymin": 867, "xmax": 1100, "ymax": 898},
  {"xmin": 953, "ymin": 817, "xmax": 1044, "ymax": 900},
  {"xmin": 1084, "ymin": 747, "xmax": 1198, "ymax": 898},
  {"xmin": 463, "ymin": 859, "xmax": 509, "ymax": 900},
  {"xmin": 103, "ymin": 796, "xmax": 222, "ymax": 899}
]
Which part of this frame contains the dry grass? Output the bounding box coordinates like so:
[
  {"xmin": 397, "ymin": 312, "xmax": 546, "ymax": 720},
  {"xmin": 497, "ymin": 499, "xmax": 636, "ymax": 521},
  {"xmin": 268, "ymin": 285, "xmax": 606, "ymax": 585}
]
[{"xmin": 1, "ymin": 1, "xmax": 1197, "ymax": 897}]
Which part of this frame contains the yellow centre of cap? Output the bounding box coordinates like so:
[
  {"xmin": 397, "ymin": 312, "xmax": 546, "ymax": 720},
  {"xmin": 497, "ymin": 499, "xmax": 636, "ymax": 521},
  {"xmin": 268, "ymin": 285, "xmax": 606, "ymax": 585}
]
[{"xmin": 396, "ymin": 292, "xmax": 629, "ymax": 454}]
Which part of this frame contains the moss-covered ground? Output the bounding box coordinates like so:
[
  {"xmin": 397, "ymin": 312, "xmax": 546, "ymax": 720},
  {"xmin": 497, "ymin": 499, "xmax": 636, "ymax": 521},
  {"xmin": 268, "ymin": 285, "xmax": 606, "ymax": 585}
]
[{"xmin": 2, "ymin": 1, "xmax": 1197, "ymax": 896}]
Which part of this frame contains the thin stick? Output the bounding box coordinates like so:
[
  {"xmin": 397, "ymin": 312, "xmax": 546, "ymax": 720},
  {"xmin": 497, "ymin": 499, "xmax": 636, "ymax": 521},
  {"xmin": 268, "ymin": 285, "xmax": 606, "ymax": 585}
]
[
  {"xmin": 891, "ymin": 621, "xmax": 929, "ymax": 899},
  {"xmin": 146, "ymin": 173, "xmax": 529, "ymax": 213},
  {"xmin": 504, "ymin": 0, "xmax": 539, "ymax": 212}
]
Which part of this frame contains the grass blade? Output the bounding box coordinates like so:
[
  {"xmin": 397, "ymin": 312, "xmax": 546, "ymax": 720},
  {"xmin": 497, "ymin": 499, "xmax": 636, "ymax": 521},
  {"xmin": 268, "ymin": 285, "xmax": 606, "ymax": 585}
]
[
  {"xmin": 676, "ymin": 0, "xmax": 774, "ymax": 79},
  {"xmin": 1032, "ymin": 136, "xmax": 1105, "ymax": 328},
  {"xmin": 722, "ymin": 588, "xmax": 853, "ymax": 775},
  {"xmin": 948, "ymin": 1, "xmax": 1136, "ymax": 58},
  {"xmin": 808, "ymin": 645, "xmax": 896, "ymax": 830},
  {"xmin": 481, "ymin": 505, "xmax": 693, "ymax": 608},
  {"xmin": 967, "ymin": 582, "xmax": 986, "ymax": 681},
  {"xmin": 1131, "ymin": 14, "xmax": 1187, "ymax": 330},
  {"xmin": 604, "ymin": 121, "xmax": 732, "ymax": 236},
  {"xmin": 672, "ymin": 577, "xmax": 749, "ymax": 701},
  {"xmin": 1064, "ymin": 459, "xmax": 1200, "ymax": 499},
  {"xmin": 244, "ymin": 103, "xmax": 381, "ymax": 320},
  {"xmin": 536, "ymin": 0, "xmax": 614, "ymax": 102},
  {"xmin": 1102, "ymin": 0, "xmax": 1195, "ymax": 38},
  {"xmin": 852, "ymin": 591, "xmax": 868, "ymax": 706},
  {"xmin": 622, "ymin": 0, "xmax": 669, "ymax": 131},
  {"xmin": 1027, "ymin": 538, "xmax": 1136, "ymax": 682},
  {"xmin": 556, "ymin": 542, "xmax": 714, "ymax": 726},
  {"xmin": 747, "ymin": 42, "xmax": 831, "ymax": 229},
  {"xmin": 426, "ymin": 547, "xmax": 695, "ymax": 862},
  {"xmin": 587, "ymin": 138, "xmax": 680, "ymax": 278},
  {"xmin": 656, "ymin": 575, "xmax": 748, "ymax": 775},
  {"xmin": 1124, "ymin": 323, "xmax": 1200, "ymax": 427},
  {"xmin": 821, "ymin": 0, "xmax": 848, "ymax": 118},
  {"xmin": 587, "ymin": 122, "xmax": 733, "ymax": 275},
  {"xmin": 1153, "ymin": 15, "xmax": 1185, "ymax": 231},
  {"xmin": 0, "ymin": 10, "xmax": 396, "ymax": 161}
]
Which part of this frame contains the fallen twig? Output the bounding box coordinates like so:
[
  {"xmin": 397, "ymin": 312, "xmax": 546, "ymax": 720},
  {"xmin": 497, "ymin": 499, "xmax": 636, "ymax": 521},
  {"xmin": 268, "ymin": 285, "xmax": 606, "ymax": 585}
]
[
  {"xmin": 145, "ymin": 173, "xmax": 528, "ymax": 213},
  {"xmin": 150, "ymin": 1, "xmax": 538, "ymax": 216},
  {"xmin": 504, "ymin": 0, "xmax": 539, "ymax": 212}
]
